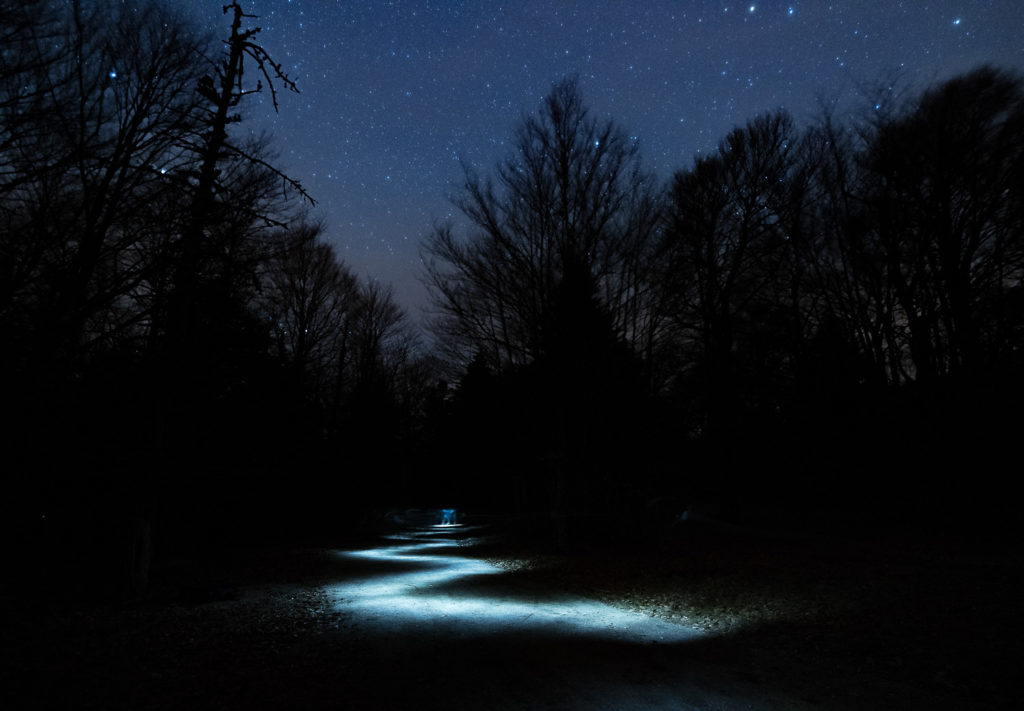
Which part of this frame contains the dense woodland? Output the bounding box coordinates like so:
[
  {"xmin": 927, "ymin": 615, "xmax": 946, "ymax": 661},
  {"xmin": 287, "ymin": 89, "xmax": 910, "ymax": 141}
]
[{"xmin": 3, "ymin": 2, "xmax": 1022, "ymax": 593}]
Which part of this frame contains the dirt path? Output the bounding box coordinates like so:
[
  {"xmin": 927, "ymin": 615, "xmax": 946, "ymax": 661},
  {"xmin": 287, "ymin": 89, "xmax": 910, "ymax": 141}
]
[
  {"xmin": 3, "ymin": 518, "xmax": 1012, "ymax": 709},
  {"xmin": 312, "ymin": 523, "xmax": 816, "ymax": 710},
  {"xmin": 332, "ymin": 526, "xmax": 702, "ymax": 644}
]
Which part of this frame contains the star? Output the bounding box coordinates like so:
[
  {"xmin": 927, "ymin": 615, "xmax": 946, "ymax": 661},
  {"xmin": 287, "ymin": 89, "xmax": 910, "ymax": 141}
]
[{"xmin": 169, "ymin": 0, "xmax": 1024, "ymax": 315}]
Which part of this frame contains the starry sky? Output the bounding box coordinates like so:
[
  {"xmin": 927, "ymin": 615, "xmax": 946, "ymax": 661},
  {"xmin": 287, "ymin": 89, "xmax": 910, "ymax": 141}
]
[{"xmin": 176, "ymin": 0, "xmax": 1024, "ymax": 320}]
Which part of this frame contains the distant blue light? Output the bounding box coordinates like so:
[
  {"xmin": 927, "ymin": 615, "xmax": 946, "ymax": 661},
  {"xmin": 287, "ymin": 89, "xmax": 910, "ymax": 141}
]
[
  {"xmin": 109, "ymin": 70, "xmax": 117, "ymax": 79},
  {"xmin": 440, "ymin": 508, "xmax": 456, "ymax": 525}
]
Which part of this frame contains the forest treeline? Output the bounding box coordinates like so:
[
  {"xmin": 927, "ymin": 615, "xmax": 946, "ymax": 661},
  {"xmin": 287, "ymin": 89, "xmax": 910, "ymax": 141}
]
[
  {"xmin": 3, "ymin": 2, "xmax": 1022, "ymax": 589},
  {"xmin": 1, "ymin": 1, "xmax": 430, "ymax": 588},
  {"xmin": 427, "ymin": 70, "xmax": 1024, "ymax": 530}
]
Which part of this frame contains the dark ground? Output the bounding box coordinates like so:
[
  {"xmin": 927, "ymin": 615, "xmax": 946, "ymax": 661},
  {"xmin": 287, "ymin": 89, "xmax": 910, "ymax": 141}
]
[{"xmin": 1, "ymin": 513, "xmax": 1019, "ymax": 710}]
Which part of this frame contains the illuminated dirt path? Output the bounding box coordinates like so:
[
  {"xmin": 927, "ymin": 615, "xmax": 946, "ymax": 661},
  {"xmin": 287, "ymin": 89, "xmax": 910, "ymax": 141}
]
[
  {"xmin": 333, "ymin": 526, "xmax": 698, "ymax": 643},
  {"xmin": 320, "ymin": 522, "xmax": 816, "ymax": 710}
]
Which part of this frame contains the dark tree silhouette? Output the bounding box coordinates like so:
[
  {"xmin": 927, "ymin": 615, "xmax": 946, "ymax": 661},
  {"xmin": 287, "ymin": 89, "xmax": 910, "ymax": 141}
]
[
  {"xmin": 261, "ymin": 220, "xmax": 359, "ymax": 410},
  {"xmin": 0, "ymin": 1, "xmax": 68, "ymax": 194},
  {"xmin": 1, "ymin": 1, "xmax": 323, "ymax": 596},
  {"xmin": 660, "ymin": 111, "xmax": 804, "ymax": 442},
  {"xmin": 1, "ymin": 1, "xmax": 207, "ymax": 373},
  {"xmin": 424, "ymin": 77, "xmax": 662, "ymax": 372},
  {"xmin": 336, "ymin": 278, "xmax": 423, "ymax": 500},
  {"xmin": 256, "ymin": 217, "xmax": 428, "ymax": 514},
  {"xmin": 801, "ymin": 111, "xmax": 899, "ymax": 390},
  {"xmin": 161, "ymin": 0, "xmax": 312, "ymax": 382},
  {"xmin": 862, "ymin": 66, "xmax": 1024, "ymax": 384},
  {"xmin": 423, "ymin": 79, "xmax": 658, "ymax": 542},
  {"xmin": 802, "ymin": 67, "xmax": 1024, "ymax": 395}
]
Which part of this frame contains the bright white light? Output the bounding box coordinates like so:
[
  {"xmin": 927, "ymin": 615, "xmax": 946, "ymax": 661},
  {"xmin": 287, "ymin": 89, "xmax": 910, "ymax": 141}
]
[{"xmin": 328, "ymin": 529, "xmax": 705, "ymax": 644}]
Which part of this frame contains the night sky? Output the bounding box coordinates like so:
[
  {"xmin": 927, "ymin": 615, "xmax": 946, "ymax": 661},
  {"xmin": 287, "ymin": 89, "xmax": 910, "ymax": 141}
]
[{"xmin": 177, "ymin": 0, "xmax": 1024, "ymax": 318}]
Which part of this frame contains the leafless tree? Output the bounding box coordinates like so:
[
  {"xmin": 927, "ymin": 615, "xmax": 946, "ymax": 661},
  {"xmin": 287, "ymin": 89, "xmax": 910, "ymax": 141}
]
[
  {"xmin": 423, "ymin": 77, "xmax": 663, "ymax": 373},
  {"xmin": 661, "ymin": 111, "xmax": 804, "ymax": 433},
  {"xmin": 347, "ymin": 278, "xmax": 419, "ymax": 391},
  {"xmin": 260, "ymin": 220, "xmax": 359, "ymax": 399},
  {"xmin": 862, "ymin": 66, "xmax": 1024, "ymax": 383},
  {"xmin": 0, "ymin": 1, "xmax": 213, "ymax": 369}
]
